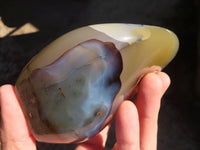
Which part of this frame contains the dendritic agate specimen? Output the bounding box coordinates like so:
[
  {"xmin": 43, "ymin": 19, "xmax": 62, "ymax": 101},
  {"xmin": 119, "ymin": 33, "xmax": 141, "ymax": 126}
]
[{"xmin": 15, "ymin": 23, "xmax": 179, "ymax": 143}]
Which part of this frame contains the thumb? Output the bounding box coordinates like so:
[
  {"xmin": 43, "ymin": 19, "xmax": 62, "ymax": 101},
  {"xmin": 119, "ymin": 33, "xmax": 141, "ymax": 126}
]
[{"xmin": 0, "ymin": 84, "xmax": 36, "ymax": 150}]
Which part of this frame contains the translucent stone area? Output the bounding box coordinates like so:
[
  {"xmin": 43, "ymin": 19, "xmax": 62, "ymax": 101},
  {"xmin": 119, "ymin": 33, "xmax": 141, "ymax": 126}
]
[{"xmin": 15, "ymin": 23, "xmax": 179, "ymax": 143}]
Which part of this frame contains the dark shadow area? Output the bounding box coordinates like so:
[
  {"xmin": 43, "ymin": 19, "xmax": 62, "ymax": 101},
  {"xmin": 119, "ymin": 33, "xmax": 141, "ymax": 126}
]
[{"xmin": 0, "ymin": 0, "xmax": 200, "ymax": 149}]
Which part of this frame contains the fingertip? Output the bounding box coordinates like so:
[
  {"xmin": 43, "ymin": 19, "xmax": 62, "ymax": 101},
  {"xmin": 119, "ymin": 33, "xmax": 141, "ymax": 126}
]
[
  {"xmin": 0, "ymin": 84, "xmax": 14, "ymax": 94},
  {"xmin": 138, "ymin": 71, "xmax": 170, "ymax": 99},
  {"xmin": 138, "ymin": 72, "xmax": 163, "ymax": 98},
  {"xmin": 0, "ymin": 84, "xmax": 14, "ymax": 90},
  {"xmin": 116, "ymin": 100, "xmax": 139, "ymax": 130},
  {"xmin": 156, "ymin": 72, "xmax": 171, "ymax": 92},
  {"xmin": 0, "ymin": 84, "xmax": 16, "ymax": 107},
  {"xmin": 117, "ymin": 100, "xmax": 137, "ymax": 116}
]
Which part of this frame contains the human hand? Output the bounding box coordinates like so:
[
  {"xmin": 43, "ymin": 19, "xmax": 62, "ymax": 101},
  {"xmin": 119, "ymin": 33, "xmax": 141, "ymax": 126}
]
[
  {"xmin": 76, "ymin": 72, "xmax": 170, "ymax": 150},
  {"xmin": 0, "ymin": 72, "xmax": 170, "ymax": 150}
]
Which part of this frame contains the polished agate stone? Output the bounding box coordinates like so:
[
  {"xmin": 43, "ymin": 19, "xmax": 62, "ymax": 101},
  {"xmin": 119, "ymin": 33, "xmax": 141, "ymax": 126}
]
[{"xmin": 15, "ymin": 23, "xmax": 179, "ymax": 143}]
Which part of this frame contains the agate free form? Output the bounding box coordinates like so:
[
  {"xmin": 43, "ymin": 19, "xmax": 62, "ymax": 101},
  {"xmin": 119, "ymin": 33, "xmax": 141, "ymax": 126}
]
[{"xmin": 15, "ymin": 23, "xmax": 179, "ymax": 143}]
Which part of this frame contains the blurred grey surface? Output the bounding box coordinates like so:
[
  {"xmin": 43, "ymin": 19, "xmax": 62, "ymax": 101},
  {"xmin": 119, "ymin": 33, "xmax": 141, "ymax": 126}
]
[{"xmin": 0, "ymin": 0, "xmax": 200, "ymax": 149}]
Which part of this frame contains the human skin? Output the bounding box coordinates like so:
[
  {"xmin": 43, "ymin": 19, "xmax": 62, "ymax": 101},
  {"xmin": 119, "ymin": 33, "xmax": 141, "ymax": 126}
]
[{"xmin": 0, "ymin": 71, "xmax": 170, "ymax": 150}]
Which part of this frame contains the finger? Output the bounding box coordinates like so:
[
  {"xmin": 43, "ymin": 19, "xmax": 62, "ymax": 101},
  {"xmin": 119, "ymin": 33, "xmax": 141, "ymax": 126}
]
[
  {"xmin": 0, "ymin": 85, "xmax": 36, "ymax": 150},
  {"xmin": 75, "ymin": 124, "xmax": 111, "ymax": 150},
  {"xmin": 134, "ymin": 72, "xmax": 170, "ymax": 150},
  {"xmin": 113, "ymin": 100, "xmax": 140, "ymax": 150}
]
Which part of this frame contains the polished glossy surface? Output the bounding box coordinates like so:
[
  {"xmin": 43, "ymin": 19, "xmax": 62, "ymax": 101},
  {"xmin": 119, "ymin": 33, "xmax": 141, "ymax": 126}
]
[{"xmin": 15, "ymin": 23, "xmax": 179, "ymax": 143}]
